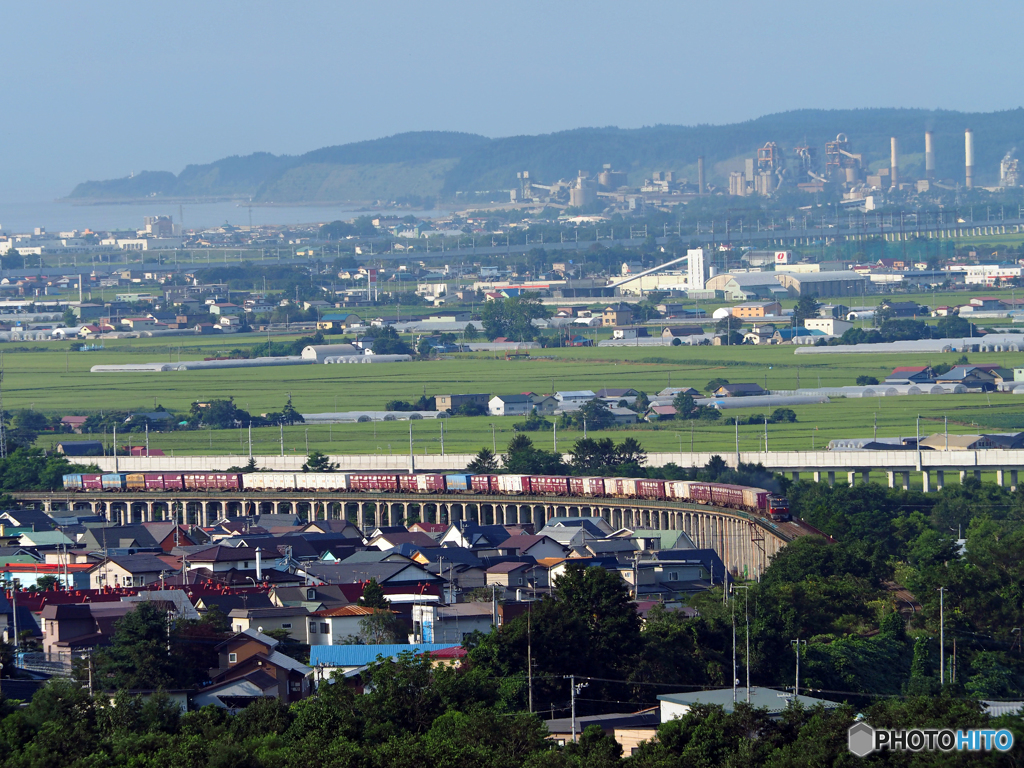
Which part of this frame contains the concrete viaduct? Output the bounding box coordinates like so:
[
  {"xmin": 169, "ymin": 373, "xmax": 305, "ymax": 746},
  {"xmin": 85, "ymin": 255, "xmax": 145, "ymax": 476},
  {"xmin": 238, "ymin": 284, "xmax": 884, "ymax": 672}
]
[
  {"xmin": 16, "ymin": 491, "xmax": 802, "ymax": 579},
  {"xmin": 74, "ymin": 449, "xmax": 1024, "ymax": 495}
]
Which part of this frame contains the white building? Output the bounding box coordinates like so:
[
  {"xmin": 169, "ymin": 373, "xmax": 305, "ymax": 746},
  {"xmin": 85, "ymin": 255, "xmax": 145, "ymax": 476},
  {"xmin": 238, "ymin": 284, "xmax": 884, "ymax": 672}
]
[
  {"xmin": 803, "ymin": 317, "xmax": 852, "ymax": 336},
  {"xmin": 488, "ymin": 394, "xmax": 533, "ymax": 416}
]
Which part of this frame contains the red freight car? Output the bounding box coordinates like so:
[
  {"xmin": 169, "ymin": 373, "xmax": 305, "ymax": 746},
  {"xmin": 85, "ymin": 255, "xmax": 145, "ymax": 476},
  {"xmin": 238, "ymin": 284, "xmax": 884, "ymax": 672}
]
[
  {"xmin": 184, "ymin": 473, "xmax": 243, "ymax": 491},
  {"xmin": 527, "ymin": 476, "xmax": 570, "ymax": 495},
  {"xmin": 398, "ymin": 474, "xmax": 418, "ymax": 493},
  {"xmin": 687, "ymin": 483, "xmax": 713, "ymax": 503},
  {"xmin": 348, "ymin": 473, "xmax": 400, "ymax": 492},
  {"xmin": 470, "ymin": 474, "xmax": 496, "ymax": 493},
  {"xmin": 82, "ymin": 474, "xmax": 104, "ymax": 491},
  {"xmin": 635, "ymin": 479, "xmax": 667, "ymax": 500},
  {"xmin": 709, "ymin": 483, "xmax": 745, "ymax": 509},
  {"xmin": 145, "ymin": 473, "xmax": 185, "ymax": 491}
]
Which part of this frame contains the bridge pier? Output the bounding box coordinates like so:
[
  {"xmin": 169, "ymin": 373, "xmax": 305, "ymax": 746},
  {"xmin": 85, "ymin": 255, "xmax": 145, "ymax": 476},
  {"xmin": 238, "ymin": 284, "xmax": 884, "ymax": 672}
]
[
  {"xmin": 922, "ymin": 471, "xmax": 930, "ymax": 493},
  {"xmin": 936, "ymin": 470, "xmax": 944, "ymax": 490}
]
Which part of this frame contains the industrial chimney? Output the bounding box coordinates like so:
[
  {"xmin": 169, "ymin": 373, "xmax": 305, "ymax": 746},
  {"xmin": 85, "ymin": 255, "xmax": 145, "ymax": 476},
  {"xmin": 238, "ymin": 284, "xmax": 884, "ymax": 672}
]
[
  {"xmin": 925, "ymin": 131, "xmax": 935, "ymax": 179},
  {"xmin": 965, "ymin": 129, "xmax": 975, "ymax": 189},
  {"xmin": 890, "ymin": 137, "xmax": 899, "ymax": 189},
  {"xmin": 697, "ymin": 156, "xmax": 705, "ymax": 196}
]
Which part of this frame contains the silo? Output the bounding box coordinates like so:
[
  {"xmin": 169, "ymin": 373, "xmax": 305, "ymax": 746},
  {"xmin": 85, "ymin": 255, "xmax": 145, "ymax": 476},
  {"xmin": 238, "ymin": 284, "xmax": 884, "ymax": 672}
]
[
  {"xmin": 965, "ymin": 129, "xmax": 975, "ymax": 189},
  {"xmin": 925, "ymin": 131, "xmax": 935, "ymax": 179},
  {"xmin": 890, "ymin": 137, "xmax": 899, "ymax": 189}
]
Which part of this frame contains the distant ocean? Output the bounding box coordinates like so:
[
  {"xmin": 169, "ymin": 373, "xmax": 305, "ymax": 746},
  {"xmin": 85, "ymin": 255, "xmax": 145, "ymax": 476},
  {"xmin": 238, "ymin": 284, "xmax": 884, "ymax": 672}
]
[{"xmin": 0, "ymin": 200, "xmax": 451, "ymax": 234}]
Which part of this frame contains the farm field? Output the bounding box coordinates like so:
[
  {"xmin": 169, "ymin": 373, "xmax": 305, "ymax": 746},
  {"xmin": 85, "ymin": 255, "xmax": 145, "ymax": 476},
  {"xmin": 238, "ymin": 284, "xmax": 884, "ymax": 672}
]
[{"xmin": 21, "ymin": 332, "xmax": 1023, "ymax": 457}]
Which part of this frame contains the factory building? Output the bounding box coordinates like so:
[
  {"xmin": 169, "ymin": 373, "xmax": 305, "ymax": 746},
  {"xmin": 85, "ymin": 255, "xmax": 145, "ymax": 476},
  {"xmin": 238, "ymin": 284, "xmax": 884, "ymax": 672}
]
[{"xmin": 774, "ymin": 271, "xmax": 869, "ymax": 298}]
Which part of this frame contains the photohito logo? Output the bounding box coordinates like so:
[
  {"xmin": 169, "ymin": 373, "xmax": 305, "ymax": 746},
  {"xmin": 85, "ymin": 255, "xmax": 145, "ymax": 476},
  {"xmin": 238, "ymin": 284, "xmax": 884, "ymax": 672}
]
[{"xmin": 848, "ymin": 722, "xmax": 1014, "ymax": 756}]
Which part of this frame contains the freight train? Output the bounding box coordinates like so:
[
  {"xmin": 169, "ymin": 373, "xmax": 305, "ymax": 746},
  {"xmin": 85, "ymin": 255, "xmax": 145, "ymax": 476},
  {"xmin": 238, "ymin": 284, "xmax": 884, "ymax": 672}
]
[{"xmin": 61, "ymin": 472, "xmax": 792, "ymax": 521}]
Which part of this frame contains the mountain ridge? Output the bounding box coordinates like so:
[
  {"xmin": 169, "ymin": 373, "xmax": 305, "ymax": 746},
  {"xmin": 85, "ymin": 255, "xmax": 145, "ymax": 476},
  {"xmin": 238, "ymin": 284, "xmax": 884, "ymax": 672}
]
[{"xmin": 68, "ymin": 108, "xmax": 1024, "ymax": 202}]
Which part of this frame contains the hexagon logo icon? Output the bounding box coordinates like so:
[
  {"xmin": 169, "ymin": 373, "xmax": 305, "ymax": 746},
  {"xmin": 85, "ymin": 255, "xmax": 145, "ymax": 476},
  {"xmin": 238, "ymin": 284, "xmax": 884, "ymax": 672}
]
[{"xmin": 848, "ymin": 721, "xmax": 875, "ymax": 757}]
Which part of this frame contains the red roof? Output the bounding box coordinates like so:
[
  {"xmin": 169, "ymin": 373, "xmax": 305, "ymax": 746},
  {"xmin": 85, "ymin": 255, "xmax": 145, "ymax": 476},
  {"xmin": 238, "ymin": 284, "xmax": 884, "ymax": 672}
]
[
  {"xmin": 312, "ymin": 605, "xmax": 380, "ymax": 618},
  {"xmin": 424, "ymin": 646, "xmax": 468, "ymax": 659},
  {"xmin": 890, "ymin": 366, "xmax": 929, "ymax": 374}
]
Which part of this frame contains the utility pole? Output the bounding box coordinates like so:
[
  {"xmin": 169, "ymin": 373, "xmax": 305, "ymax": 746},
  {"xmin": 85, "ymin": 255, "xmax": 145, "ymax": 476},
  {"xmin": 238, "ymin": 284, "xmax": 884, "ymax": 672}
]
[
  {"xmin": 568, "ymin": 675, "xmax": 588, "ymax": 743},
  {"xmin": 279, "ymin": 424, "xmax": 284, "ymax": 456},
  {"xmin": 248, "ymin": 423, "xmax": 252, "ymax": 458},
  {"xmin": 938, "ymin": 587, "xmax": 945, "ymax": 684},
  {"xmin": 732, "ymin": 593, "xmax": 737, "ymax": 703},
  {"xmin": 735, "ymin": 585, "xmax": 751, "ymax": 702},
  {"xmin": 791, "ymin": 639, "xmax": 806, "ymax": 697}
]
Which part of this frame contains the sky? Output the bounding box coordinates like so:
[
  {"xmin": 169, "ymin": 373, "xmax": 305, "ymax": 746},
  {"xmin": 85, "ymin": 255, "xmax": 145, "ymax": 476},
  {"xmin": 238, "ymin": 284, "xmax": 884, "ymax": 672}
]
[{"xmin": 2, "ymin": 0, "xmax": 1022, "ymax": 202}]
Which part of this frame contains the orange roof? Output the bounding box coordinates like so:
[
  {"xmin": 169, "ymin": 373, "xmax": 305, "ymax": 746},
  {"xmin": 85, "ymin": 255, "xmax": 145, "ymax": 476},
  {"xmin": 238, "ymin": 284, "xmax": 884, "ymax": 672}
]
[{"xmin": 312, "ymin": 605, "xmax": 381, "ymax": 618}]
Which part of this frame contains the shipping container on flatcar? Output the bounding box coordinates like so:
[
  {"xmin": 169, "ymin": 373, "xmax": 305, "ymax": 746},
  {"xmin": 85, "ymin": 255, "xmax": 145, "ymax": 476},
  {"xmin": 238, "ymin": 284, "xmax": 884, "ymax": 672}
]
[
  {"xmin": 665, "ymin": 480, "xmax": 690, "ymax": 501},
  {"xmin": 603, "ymin": 478, "xmax": 623, "ymax": 497},
  {"xmin": 348, "ymin": 473, "xmax": 400, "ymax": 492},
  {"xmin": 470, "ymin": 474, "xmax": 496, "ymax": 493},
  {"xmin": 415, "ymin": 474, "xmax": 445, "ymax": 493},
  {"xmin": 445, "ymin": 474, "xmax": 472, "ymax": 492},
  {"xmin": 527, "ymin": 476, "xmax": 569, "ymax": 495},
  {"xmin": 635, "ymin": 479, "xmax": 667, "ymax": 500},
  {"xmin": 126, "ymin": 473, "xmax": 147, "ymax": 491},
  {"xmin": 101, "ymin": 473, "xmax": 128, "ymax": 491},
  {"xmin": 297, "ymin": 473, "xmax": 348, "ymax": 492},
  {"xmin": 496, "ymin": 475, "xmax": 527, "ymax": 494},
  {"xmin": 398, "ymin": 474, "xmax": 418, "ymax": 493},
  {"xmin": 183, "ymin": 473, "xmax": 243, "ymax": 491},
  {"xmin": 709, "ymin": 483, "xmax": 744, "ymax": 508},
  {"xmin": 740, "ymin": 487, "xmax": 769, "ymax": 513},
  {"xmin": 155, "ymin": 473, "xmax": 186, "ymax": 491},
  {"xmin": 82, "ymin": 474, "xmax": 104, "ymax": 491},
  {"xmin": 687, "ymin": 482, "xmax": 713, "ymax": 503},
  {"xmin": 243, "ymin": 473, "xmax": 298, "ymax": 491},
  {"xmin": 62, "ymin": 474, "xmax": 84, "ymax": 491},
  {"xmin": 567, "ymin": 477, "xmax": 585, "ymax": 496},
  {"xmin": 577, "ymin": 477, "xmax": 606, "ymax": 497}
]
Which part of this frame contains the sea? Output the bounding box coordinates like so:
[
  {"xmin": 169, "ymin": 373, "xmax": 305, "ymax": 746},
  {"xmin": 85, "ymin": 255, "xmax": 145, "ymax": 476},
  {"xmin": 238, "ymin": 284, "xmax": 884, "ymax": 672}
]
[{"xmin": 0, "ymin": 200, "xmax": 451, "ymax": 234}]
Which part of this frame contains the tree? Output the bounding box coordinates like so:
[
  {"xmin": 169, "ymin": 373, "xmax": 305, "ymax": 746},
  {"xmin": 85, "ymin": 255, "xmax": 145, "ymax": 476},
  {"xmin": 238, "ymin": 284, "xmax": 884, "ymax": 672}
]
[
  {"xmin": 35, "ymin": 575, "xmax": 59, "ymax": 591},
  {"xmin": 95, "ymin": 602, "xmax": 180, "ymax": 690},
  {"xmin": 569, "ymin": 437, "xmax": 618, "ymax": 473},
  {"xmin": 302, "ymin": 450, "xmax": 338, "ymax": 472},
  {"xmin": 463, "ymin": 323, "xmax": 479, "ymax": 341},
  {"xmin": 503, "ymin": 434, "xmax": 564, "ymax": 474},
  {"xmin": 793, "ymin": 293, "xmax": 822, "ymax": 324},
  {"xmin": 575, "ymin": 399, "xmax": 613, "ymax": 430},
  {"xmin": 359, "ymin": 610, "xmax": 405, "ymax": 644},
  {"xmin": 633, "ymin": 390, "xmax": 650, "ymax": 413},
  {"xmin": 768, "ymin": 407, "xmax": 797, "ymax": 423},
  {"xmin": 279, "ymin": 397, "xmax": 304, "ymax": 426},
  {"xmin": 672, "ymin": 392, "xmax": 696, "ymax": 418},
  {"xmin": 480, "ymin": 295, "xmax": 550, "ymax": 341},
  {"xmin": 467, "ymin": 447, "xmax": 499, "ymax": 473},
  {"xmin": 359, "ymin": 578, "xmax": 391, "ymax": 609},
  {"xmin": 615, "ymin": 437, "xmax": 647, "ymax": 467},
  {"xmin": 368, "ymin": 325, "xmax": 412, "ymax": 355},
  {"xmin": 855, "ymin": 375, "xmax": 879, "ymax": 386},
  {"xmin": 705, "ymin": 377, "xmax": 729, "ymax": 393}
]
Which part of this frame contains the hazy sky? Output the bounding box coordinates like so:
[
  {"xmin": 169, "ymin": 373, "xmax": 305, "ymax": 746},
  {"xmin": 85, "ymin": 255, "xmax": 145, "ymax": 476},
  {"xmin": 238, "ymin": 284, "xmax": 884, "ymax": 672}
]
[{"xmin": 2, "ymin": 0, "xmax": 1021, "ymax": 201}]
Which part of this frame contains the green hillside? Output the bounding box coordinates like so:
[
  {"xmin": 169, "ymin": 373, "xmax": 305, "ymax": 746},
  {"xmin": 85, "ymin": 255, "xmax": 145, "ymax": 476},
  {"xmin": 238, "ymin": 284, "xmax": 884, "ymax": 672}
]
[{"xmin": 68, "ymin": 108, "xmax": 1024, "ymax": 202}]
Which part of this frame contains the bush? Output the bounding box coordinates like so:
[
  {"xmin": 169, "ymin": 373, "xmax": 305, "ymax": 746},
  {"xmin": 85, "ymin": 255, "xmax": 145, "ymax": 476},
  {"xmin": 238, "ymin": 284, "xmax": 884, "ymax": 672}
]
[{"xmin": 856, "ymin": 376, "xmax": 879, "ymax": 386}]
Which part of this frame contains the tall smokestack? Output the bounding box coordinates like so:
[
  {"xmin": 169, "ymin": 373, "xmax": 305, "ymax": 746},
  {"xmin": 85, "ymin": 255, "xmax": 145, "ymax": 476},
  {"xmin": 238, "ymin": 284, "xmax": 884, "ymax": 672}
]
[
  {"xmin": 697, "ymin": 156, "xmax": 705, "ymax": 195},
  {"xmin": 965, "ymin": 129, "xmax": 975, "ymax": 189},
  {"xmin": 925, "ymin": 131, "xmax": 935, "ymax": 179},
  {"xmin": 890, "ymin": 137, "xmax": 899, "ymax": 189}
]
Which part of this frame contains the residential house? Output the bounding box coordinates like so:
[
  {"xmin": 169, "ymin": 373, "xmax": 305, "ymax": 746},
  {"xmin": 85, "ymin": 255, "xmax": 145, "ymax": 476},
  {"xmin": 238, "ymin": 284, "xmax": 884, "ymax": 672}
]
[
  {"xmin": 772, "ymin": 327, "xmax": 822, "ymax": 344},
  {"xmin": 934, "ymin": 366, "xmax": 998, "ymax": 391},
  {"xmin": 56, "ymin": 441, "xmax": 103, "ymax": 456},
  {"xmin": 209, "ymin": 303, "xmax": 243, "ymax": 316},
  {"xmin": 544, "ymin": 710, "xmax": 659, "ymax": 752},
  {"xmin": 731, "ymin": 301, "xmax": 781, "ymax": 319},
  {"xmin": 742, "ymin": 324, "xmax": 776, "ymax": 345},
  {"xmin": 485, "ymin": 562, "xmax": 537, "ymax": 599},
  {"xmin": 60, "ymin": 416, "xmax": 87, "ymax": 433},
  {"xmin": 300, "ymin": 560, "xmax": 442, "ymax": 590},
  {"xmin": 197, "ymin": 629, "xmax": 312, "ymax": 709},
  {"xmin": 367, "ymin": 531, "xmax": 439, "ymax": 551},
  {"xmin": 488, "ymin": 394, "xmax": 533, "ymax": 416},
  {"xmin": 971, "ymin": 364, "xmax": 1014, "ymax": 384},
  {"xmin": 880, "ymin": 300, "xmax": 927, "ymax": 317},
  {"xmin": 438, "ymin": 524, "xmax": 516, "ymax": 554},
  {"xmin": 646, "ymin": 405, "xmax": 678, "ymax": 421},
  {"xmin": 712, "ymin": 383, "xmax": 767, "ymax": 397},
  {"xmin": 554, "ymin": 390, "xmax": 596, "ymax": 406},
  {"xmin": 435, "ymin": 393, "xmax": 489, "ymax": 413},
  {"xmin": 227, "ymin": 606, "xmax": 310, "ymax": 639},
  {"xmin": 885, "ymin": 365, "xmax": 934, "ymax": 384},
  {"xmin": 607, "ymin": 407, "xmax": 638, "ymax": 425},
  {"xmin": 88, "ymin": 554, "xmax": 176, "ymax": 589},
  {"xmin": 602, "ymin": 303, "xmax": 633, "ymax": 327},
  {"xmin": 661, "ymin": 326, "xmax": 704, "ymax": 341},
  {"xmin": 530, "ymin": 395, "xmax": 560, "ymax": 415},
  {"xmin": 410, "ymin": 603, "xmax": 513, "ymax": 644},
  {"xmin": 497, "ymin": 534, "xmax": 566, "ymax": 561},
  {"xmin": 307, "ymin": 606, "xmax": 387, "ymax": 645},
  {"xmin": 317, "ymin": 313, "xmax": 361, "ymax": 331},
  {"xmin": 120, "ymin": 317, "xmax": 159, "ymax": 331},
  {"xmin": 40, "ymin": 601, "xmax": 134, "ymax": 658},
  {"xmin": 595, "ymin": 388, "xmax": 639, "ymax": 400}
]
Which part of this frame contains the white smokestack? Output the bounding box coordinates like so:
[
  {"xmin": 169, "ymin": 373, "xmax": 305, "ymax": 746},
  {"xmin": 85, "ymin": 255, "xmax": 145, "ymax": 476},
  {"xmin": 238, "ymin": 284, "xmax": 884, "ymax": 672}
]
[
  {"xmin": 965, "ymin": 129, "xmax": 975, "ymax": 189},
  {"xmin": 925, "ymin": 131, "xmax": 935, "ymax": 179},
  {"xmin": 890, "ymin": 137, "xmax": 899, "ymax": 189}
]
